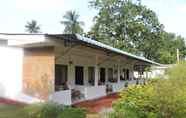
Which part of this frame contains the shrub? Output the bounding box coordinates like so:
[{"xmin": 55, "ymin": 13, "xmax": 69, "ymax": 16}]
[
  {"xmin": 113, "ymin": 84, "xmax": 157, "ymax": 118},
  {"xmin": 111, "ymin": 62, "xmax": 186, "ymax": 118},
  {"xmin": 19, "ymin": 102, "xmax": 65, "ymax": 118}
]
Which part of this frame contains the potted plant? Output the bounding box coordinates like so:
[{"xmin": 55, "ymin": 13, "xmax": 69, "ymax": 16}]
[{"xmin": 124, "ymin": 81, "xmax": 128, "ymax": 87}]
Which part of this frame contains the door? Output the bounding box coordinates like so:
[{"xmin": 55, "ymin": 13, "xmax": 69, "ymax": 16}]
[
  {"xmin": 126, "ymin": 69, "xmax": 129, "ymax": 80},
  {"xmin": 100, "ymin": 68, "xmax": 106, "ymax": 83},
  {"xmin": 88, "ymin": 67, "xmax": 95, "ymax": 85},
  {"xmin": 75, "ymin": 66, "xmax": 84, "ymax": 85},
  {"xmin": 55, "ymin": 65, "xmax": 68, "ymax": 91},
  {"xmin": 108, "ymin": 68, "xmax": 113, "ymax": 82}
]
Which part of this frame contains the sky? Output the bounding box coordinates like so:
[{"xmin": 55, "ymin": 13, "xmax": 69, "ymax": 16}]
[{"xmin": 0, "ymin": 0, "xmax": 186, "ymax": 38}]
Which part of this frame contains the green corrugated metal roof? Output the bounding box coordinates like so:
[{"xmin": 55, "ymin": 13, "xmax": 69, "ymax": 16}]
[{"xmin": 76, "ymin": 34, "xmax": 161, "ymax": 65}]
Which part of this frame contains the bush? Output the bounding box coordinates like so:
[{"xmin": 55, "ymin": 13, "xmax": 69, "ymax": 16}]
[
  {"xmin": 111, "ymin": 62, "xmax": 186, "ymax": 118},
  {"xmin": 19, "ymin": 102, "xmax": 65, "ymax": 118},
  {"xmin": 18, "ymin": 102, "xmax": 86, "ymax": 118}
]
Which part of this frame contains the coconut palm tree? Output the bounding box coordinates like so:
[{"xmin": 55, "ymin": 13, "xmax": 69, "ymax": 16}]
[
  {"xmin": 61, "ymin": 10, "xmax": 84, "ymax": 34},
  {"xmin": 25, "ymin": 20, "xmax": 41, "ymax": 33}
]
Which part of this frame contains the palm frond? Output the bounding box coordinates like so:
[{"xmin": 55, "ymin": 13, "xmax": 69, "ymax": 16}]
[
  {"xmin": 60, "ymin": 10, "xmax": 84, "ymax": 34},
  {"xmin": 25, "ymin": 20, "xmax": 41, "ymax": 33}
]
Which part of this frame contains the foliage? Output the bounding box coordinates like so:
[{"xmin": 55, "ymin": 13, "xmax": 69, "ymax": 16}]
[
  {"xmin": 25, "ymin": 20, "xmax": 41, "ymax": 33},
  {"xmin": 19, "ymin": 102, "xmax": 64, "ymax": 118},
  {"xmin": 111, "ymin": 62, "xmax": 186, "ymax": 118},
  {"xmin": 157, "ymin": 32, "xmax": 186, "ymax": 64},
  {"xmin": 17, "ymin": 102, "xmax": 86, "ymax": 118},
  {"xmin": 57, "ymin": 107, "xmax": 86, "ymax": 118},
  {"xmin": 89, "ymin": 0, "xmax": 186, "ymax": 64},
  {"xmin": 166, "ymin": 61, "xmax": 186, "ymax": 80},
  {"xmin": 61, "ymin": 10, "xmax": 84, "ymax": 34}
]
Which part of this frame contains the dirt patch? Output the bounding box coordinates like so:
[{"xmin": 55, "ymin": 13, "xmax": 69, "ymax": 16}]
[{"xmin": 74, "ymin": 93, "xmax": 120, "ymax": 113}]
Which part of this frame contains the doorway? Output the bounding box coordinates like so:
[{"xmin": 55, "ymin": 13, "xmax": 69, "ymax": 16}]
[
  {"xmin": 55, "ymin": 65, "xmax": 68, "ymax": 91},
  {"xmin": 75, "ymin": 66, "xmax": 84, "ymax": 85},
  {"xmin": 100, "ymin": 68, "xmax": 106, "ymax": 83}
]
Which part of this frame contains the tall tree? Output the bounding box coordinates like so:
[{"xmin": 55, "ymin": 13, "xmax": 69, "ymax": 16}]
[
  {"xmin": 25, "ymin": 20, "xmax": 41, "ymax": 33},
  {"xmin": 61, "ymin": 10, "xmax": 84, "ymax": 34},
  {"xmin": 89, "ymin": 0, "xmax": 186, "ymax": 64},
  {"xmin": 157, "ymin": 32, "xmax": 186, "ymax": 64}
]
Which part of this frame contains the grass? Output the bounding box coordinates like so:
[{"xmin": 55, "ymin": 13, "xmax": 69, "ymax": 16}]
[
  {"xmin": 0, "ymin": 103, "xmax": 100, "ymax": 118},
  {"xmin": 0, "ymin": 104, "xmax": 24, "ymax": 118},
  {"xmin": 86, "ymin": 113, "xmax": 100, "ymax": 118}
]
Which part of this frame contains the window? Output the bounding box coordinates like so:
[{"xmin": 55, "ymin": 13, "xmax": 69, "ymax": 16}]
[
  {"xmin": 75, "ymin": 66, "xmax": 84, "ymax": 85},
  {"xmin": 108, "ymin": 68, "xmax": 114, "ymax": 82},
  {"xmin": 100, "ymin": 68, "xmax": 106, "ymax": 83},
  {"xmin": 120, "ymin": 68, "xmax": 124, "ymax": 80},
  {"xmin": 114, "ymin": 69, "xmax": 118, "ymax": 80},
  {"xmin": 55, "ymin": 65, "xmax": 68, "ymax": 91},
  {"xmin": 88, "ymin": 67, "xmax": 95, "ymax": 85},
  {"xmin": 123, "ymin": 69, "xmax": 129, "ymax": 80}
]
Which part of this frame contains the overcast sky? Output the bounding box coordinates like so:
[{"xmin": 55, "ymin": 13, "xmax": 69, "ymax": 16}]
[{"xmin": 0, "ymin": 0, "xmax": 186, "ymax": 38}]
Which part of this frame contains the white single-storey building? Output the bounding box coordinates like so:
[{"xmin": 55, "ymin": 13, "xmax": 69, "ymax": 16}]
[
  {"xmin": 0, "ymin": 33, "xmax": 160, "ymax": 105},
  {"xmin": 148, "ymin": 64, "xmax": 173, "ymax": 78}
]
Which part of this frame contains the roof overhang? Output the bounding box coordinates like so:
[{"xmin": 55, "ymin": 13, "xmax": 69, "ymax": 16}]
[
  {"xmin": 0, "ymin": 33, "xmax": 53, "ymax": 47},
  {"xmin": 0, "ymin": 33, "xmax": 161, "ymax": 66},
  {"xmin": 46, "ymin": 34, "xmax": 161, "ymax": 66}
]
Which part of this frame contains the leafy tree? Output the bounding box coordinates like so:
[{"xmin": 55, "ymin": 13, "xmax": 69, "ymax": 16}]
[
  {"xmin": 89, "ymin": 0, "xmax": 163, "ymax": 56},
  {"xmin": 89, "ymin": 0, "xmax": 186, "ymax": 64},
  {"xmin": 61, "ymin": 10, "xmax": 84, "ymax": 34},
  {"xmin": 157, "ymin": 32, "xmax": 186, "ymax": 64},
  {"xmin": 25, "ymin": 20, "xmax": 41, "ymax": 33}
]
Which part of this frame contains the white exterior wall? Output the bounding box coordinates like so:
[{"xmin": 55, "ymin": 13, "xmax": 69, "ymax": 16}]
[
  {"xmin": 108, "ymin": 81, "xmax": 125, "ymax": 92},
  {"xmin": 0, "ymin": 46, "xmax": 23, "ymax": 98},
  {"xmin": 84, "ymin": 85, "xmax": 106, "ymax": 100},
  {"xmin": 49, "ymin": 90, "xmax": 72, "ymax": 105},
  {"xmin": 149, "ymin": 69, "xmax": 165, "ymax": 78}
]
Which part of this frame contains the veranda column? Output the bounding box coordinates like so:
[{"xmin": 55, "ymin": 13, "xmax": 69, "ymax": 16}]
[
  {"xmin": 130, "ymin": 67, "xmax": 134, "ymax": 80},
  {"xmin": 105, "ymin": 68, "xmax": 108, "ymax": 83},
  {"xmin": 139, "ymin": 65, "xmax": 143, "ymax": 84},
  {"xmin": 94, "ymin": 56, "xmax": 99, "ymax": 86},
  {"xmin": 117, "ymin": 62, "xmax": 120, "ymax": 83}
]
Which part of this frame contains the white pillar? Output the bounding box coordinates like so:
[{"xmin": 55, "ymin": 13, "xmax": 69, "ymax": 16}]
[
  {"xmin": 146, "ymin": 71, "xmax": 148, "ymax": 79},
  {"xmin": 105, "ymin": 68, "xmax": 108, "ymax": 83},
  {"xmin": 117, "ymin": 64, "xmax": 120, "ymax": 83},
  {"xmin": 84, "ymin": 66, "xmax": 88, "ymax": 85},
  {"xmin": 68, "ymin": 64, "xmax": 75, "ymax": 86},
  {"xmin": 94, "ymin": 56, "xmax": 99, "ymax": 86},
  {"xmin": 129, "ymin": 68, "xmax": 134, "ymax": 80}
]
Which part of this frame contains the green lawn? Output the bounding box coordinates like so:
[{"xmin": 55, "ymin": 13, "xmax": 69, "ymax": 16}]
[
  {"xmin": 0, "ymin": 104, "xmax": 23, "ymax": 118},
  {"xmin": 0, "ymin": 104, "xmax": 100, "ymax": 118}
]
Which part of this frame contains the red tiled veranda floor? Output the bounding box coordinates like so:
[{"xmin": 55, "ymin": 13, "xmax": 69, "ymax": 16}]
[
  {"xmin": 0, "ymin": 97, "xmax": 25, "ymax": 106},
  {"xmin": 73, "ymin": 93, "xmax": 120, "ymax": 113}
]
